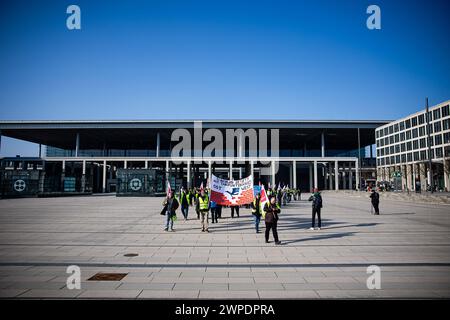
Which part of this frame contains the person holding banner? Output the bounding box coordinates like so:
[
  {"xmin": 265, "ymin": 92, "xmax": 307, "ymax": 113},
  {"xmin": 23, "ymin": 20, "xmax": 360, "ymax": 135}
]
[
  {"xmin": 263, "ymin": 196, "xmax": 282, "ymax": 245},
  {"xmin": 250, "ymin": 193, "xmax": 263, "ymax": 233},
  {"xmin": 196, "ymin": 189, "xmax": 210, "ymax": 232}
]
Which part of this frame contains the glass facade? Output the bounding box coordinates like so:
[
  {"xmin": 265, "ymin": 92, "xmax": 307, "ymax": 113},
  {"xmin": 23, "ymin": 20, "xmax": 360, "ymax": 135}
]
[{"xmin": 375, "ymin": 103, "xmax": 450, "ymax": 167}]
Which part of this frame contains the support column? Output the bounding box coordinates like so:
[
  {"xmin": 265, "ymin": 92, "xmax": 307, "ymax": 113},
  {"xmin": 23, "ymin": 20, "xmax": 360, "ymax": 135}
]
[
  {"xmin": 412, "ymin": 163, "xmax": 417, "ymax": 191},
  {"xmin": 349, "ymin": 163, "xmax": 353, "ymax": 190},
  {"xmin": 328, "ymin": 162, "xmax": 333, "ymax": 190},
  {"xmin": 187, "ymin": 161, "xmax": 191, "ymax": 188},
  {"xmin": 208, "ymin": 161, "xmax": 212, "ymax": 185},
  {"xmin": 401, "ymin": 165, "xmax": 407, "ymax": 191},
  {"xmin": 309, "ymin": 163, "xmax": 313, "ymax": 191},
  {"xmin": 355, "ymin": 159, "xmax": 360, "ymax": 191},
  {"xmin": 313, "ymin": 160, "xmax": 318, "ymax": 189},
  {"xmin": 61, "ymin": 160, "xmax": 66, "ymax": 192},
  {"xmin": 38, "ymin": 171, "xmax": 45, "ymax": 193},
  {"xmin": 144, "ymin": 161, "xmax": 148, "ymax": 169},
  {"xmin": 444, "ymin": 159, "xmax": 450, "ymax": 192},
  {"xmin": 229, "ymin": 161, "xmax": 233, "ymax": 180},
  {"xmin": 166, "ymin": 160, "xmax": 170, "ymax": 190},
  {"xmin": 124, "ymin": 160, "xmax": 127, "ymax": 169},
  {"xmin": 321, "ymin": 132, "xmax": 325, "ymax": 157},
  {"xmin": 271, "ymin": 161, "xmax": 276, "ymax": 187},
  {"xmin": 75, "ymin": 133, "xmax": 80, "ymax": 157},
  {"xmin": 81, "ymin": 160, "xmax": 86, "ymax": 193},
  {"xmin": 293, "ymin": 160, "xmax": 297, "ymax": 189},
  {"xmin": 39, "ymin": 144, "xmax": 42, "ymax": 158},
  {"xmin": 290, "ymin": 162, "xmax": 293, "ymax": 188},
  {"xmin": 102, "ymin": 160, "xmax": 107, "ymax": 193},
  {"xmin": 334, "ymin": 161, "xmax": 339, "ymax": 190},
  {"xmin": 419, "ymin": 163, "xmax": 427, "ymax": 192},
  {"xmin": 156, "ymin": 132, "xmax": 160, "ymax": 158},
  {"xmin": 250, "ymin": 160, "xmax": 254, "ymax": 181}
]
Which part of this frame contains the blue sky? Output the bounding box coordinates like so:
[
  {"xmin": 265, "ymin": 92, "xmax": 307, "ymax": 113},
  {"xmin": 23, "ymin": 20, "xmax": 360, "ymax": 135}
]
[{"xmin": 0, "ymin": 0, "xmax": 449, "ymax": 156}]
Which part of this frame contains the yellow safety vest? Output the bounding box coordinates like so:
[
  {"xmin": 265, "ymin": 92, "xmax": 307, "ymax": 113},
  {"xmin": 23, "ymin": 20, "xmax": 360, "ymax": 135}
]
[{"xmin": 198, "ymin": 195, "xmax": 209, "ymax": 211}]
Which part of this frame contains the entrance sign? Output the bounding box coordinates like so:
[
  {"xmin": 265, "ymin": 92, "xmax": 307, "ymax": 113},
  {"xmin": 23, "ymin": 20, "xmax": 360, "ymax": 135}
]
[{"xmin": 210, "ymin": 174, "xmax": 254, "ymax": 206}]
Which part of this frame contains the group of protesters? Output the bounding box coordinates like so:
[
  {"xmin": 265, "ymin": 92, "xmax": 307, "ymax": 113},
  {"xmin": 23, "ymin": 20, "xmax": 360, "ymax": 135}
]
[
  {"xmin": 161, "ymin": 183, "xmax": 382, "ymax": 245},
  {"xmin": 161, "ymin": 183, "xmax": 324, "ymax": 245}
]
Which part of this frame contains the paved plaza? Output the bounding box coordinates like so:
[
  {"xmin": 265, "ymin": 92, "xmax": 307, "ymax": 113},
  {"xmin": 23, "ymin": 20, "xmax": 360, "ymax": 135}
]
[{"xmin": 0, "ymin": 192, "xmax": 449, "ymax": 299}]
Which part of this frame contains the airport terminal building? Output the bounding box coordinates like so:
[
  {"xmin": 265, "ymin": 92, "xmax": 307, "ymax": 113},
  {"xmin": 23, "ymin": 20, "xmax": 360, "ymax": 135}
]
[{"xmin": 0, "ymin": 120, "xmax": 384, "ymax": 197}]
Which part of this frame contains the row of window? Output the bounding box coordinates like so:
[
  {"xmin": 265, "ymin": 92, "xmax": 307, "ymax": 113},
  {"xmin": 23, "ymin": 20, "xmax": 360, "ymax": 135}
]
[
  {"xmin": 377, "ymin": 146, "xmax": 450, "ymax": 166},
  {"xmin": 376, "ymin": 119, "xmax": 450, "ymax": 147},
  {"xmin": 376, "ymin": 104, "xmax": 450, "ymax": 139},
  {"xmin": 377, "ymin": 132, "xmax": 450, "ymax": 157}
]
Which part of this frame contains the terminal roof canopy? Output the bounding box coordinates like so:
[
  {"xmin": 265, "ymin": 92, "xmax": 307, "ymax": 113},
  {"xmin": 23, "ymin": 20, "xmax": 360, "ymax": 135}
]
[{"xmin": 0, "ymin": 120, "xmax": 389, "ymax": 150}]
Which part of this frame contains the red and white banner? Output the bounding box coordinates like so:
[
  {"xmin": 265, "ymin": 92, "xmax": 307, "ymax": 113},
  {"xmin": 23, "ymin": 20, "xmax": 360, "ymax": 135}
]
[{"xmin": 210, "ymin": 174, "xmax": 254, "ymax": 206}]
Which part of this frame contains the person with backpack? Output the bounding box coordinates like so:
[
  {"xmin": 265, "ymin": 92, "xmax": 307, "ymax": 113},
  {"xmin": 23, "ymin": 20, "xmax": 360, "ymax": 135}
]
[
  {"xmin": 308, "ymin": 188, "xmax": 323, "ymax": 230},
  {"xmin": 263, "ymin": 195, "xmax": 282, "ymax": 244},
  {"xmin": 161, "ymin": 190, "xmax": 179, "ymax": 232},
  {"xmin": 370, "ymin": 189, "xmax": 380, "ymax": 215},
  {"xmin": 250, "ymin": 193, "xmax": 262, "ymax": 233}
]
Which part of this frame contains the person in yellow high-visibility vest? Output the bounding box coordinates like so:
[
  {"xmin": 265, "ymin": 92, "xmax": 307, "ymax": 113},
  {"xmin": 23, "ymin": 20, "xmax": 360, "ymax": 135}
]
[
  {"xmin": 250, "ymin": 193, "xmax": 262, "ymax": 233},
  {"xmin": 196, "ymin": 189, "xmax": 210, "ymax": 232}
]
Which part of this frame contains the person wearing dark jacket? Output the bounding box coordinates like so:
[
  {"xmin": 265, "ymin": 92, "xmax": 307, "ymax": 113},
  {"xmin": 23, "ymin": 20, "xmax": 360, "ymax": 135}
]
[
  {"xmin": 263, "ymin": 196, "xmax": 281, "ymax": 244},
  {"xmin": 250, "ymin": 193, "xmax": 262, "ymax": 233},
  {"xmin": 308, "ymin": 188, "xmax": 323, "ymax": 230},
  {"xmin": 370, "ymin": 189, "xmax": 380, "ymax": 215},
  {"xmin": 162, "ymin": 190, "xmax": 179, "ymax": 232}
]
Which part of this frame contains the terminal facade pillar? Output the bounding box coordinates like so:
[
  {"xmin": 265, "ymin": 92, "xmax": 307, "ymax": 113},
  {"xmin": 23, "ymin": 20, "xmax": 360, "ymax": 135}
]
[
  {"xmin": 81, "ymin": 160, "xmax": 86, "ymax": 193},
  {"xmin": 292, "ymin": 160, "xmax": 297, "ymax": 189},
  {"xmin": 61, "ymin": 160, "xmax": 66, "ymax": 192},
  {"xmin": 335, "ymin": 161, "xmax": 339, "ymax": 190},
  {"xmin": 313, "ymin": 161, "xmax": 318, "ymax": 189}
]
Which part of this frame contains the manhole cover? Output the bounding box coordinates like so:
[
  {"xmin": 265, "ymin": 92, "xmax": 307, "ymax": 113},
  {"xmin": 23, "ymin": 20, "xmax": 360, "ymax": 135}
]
[
  {"xmin": 124, "ymin": 253, "xmax": 139, "ymax": 257},
  {"xmin": 88, "ymin": 273, "xmax": 128, "ymax": 281}
]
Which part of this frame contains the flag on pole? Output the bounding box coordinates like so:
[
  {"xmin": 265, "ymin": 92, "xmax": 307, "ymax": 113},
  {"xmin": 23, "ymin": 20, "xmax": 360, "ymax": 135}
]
[
  {"xmin": 260, "ymin": 184, "xmax": 269, "ymax": 218},
  {"xmin": 166, "ymin": 180, "xmax": 171, "ymax": 196}
]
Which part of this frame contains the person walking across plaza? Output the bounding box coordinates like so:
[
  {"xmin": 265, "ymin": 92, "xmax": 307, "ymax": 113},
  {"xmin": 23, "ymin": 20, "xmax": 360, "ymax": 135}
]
[
  {"xmin": 263, "ymin": 196, "xmax": 281, "ymax": 244},
  {"xmin": 251, "ymin": 193, "xmax": 262, "ymax": 233},
  {"xmin": 196, "ymin": 189, "xmax": 210, "ymax": 232},
  {"xmin": 230, "ymin": 205, "xmax": 240, "ymax": 218},
  {"xmin": 210, "ymin": 199, "xmax": 219, "ymax": 223},
  {"xmin": 161, "ymin": 190, "xmax": 179, "ymax": 232},
  {"xmin": 308, "ymin": 188, "xmax": 323, "ymax": 230},
  {"xmin": 179, "ymin": 187, "xmax": 190, "ymax": 220},
  {"xmin": 370, "ymin": 189, "xmax": 380, "ymax": 215}
]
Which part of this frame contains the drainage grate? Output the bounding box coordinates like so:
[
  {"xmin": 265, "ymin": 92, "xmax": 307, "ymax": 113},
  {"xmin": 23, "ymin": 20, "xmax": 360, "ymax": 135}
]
[
  {"xmin": 88, "ymin": 273, "xmax": 128, "ymax": 281},
  {"xmin": 124, "ymin": 253, "xmax": 139, "ymax": 257}
]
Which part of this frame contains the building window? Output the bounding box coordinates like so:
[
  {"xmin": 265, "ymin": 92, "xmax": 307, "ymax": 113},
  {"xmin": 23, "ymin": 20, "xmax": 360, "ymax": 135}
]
[
  {"xmin": 444, "ymin": 132, "xmax": 450, "ymax": 144},
  {"xmin": 405, "ymin": 119, "xmax": 411, "ymax": 129},
  {"xmin": 418, "ymin": 126, "xmax": 425, "ymax": 136},
  {"xmin": 418, "ymin": 114, "xmax": 425, "ymax": 125},
  {"xmin": 395, "ymin": 134, "xmax": 400, "ymax": 143},
  {"xmin": 390, "ymin": 146, "xmax": 395, "ymax": 154},
  {"xmin": 442, "ymin": 105, "xmax": 449, "ymax": 117},
  {"xmin": 400, "ymin": 132, "xmax": 405, "ymax": 141},
  {"xmin": 389, "ymin": 136, "xmax": 394, "ymax": 144},
  {"xmin": 428, "ymin": 124, "xmax": 434, "ymax": 134},
  {"xmin": 394, "ymin": 123, "xmax": 399, "ymax": 132},
  {"xmin": 406, "ymin": 130, "xmax": 411, "ymax": 140},
  {"xmin": 419, "ymin": 138, "xmax": 426, "ymax": 149},
  {"xmin": 401, "ymin": 154, "xmax": 406, "ymax": 163},
  {"xmin": 407, "ymin": 141, "xmax": 412, "ymax": 151},
  {"xmin": 411, "ymin": 116, "xmax": 418, "ymax": 127},
  {"xmin": 435, "ymin": 134, "xmax": 443, "ymax": 145},
  {"xmin": 413, "ymin": 152, "xmax": 419, "ymax": 161},
  {"xmin": 407, "ymin": 153, "xmax": 412, "ymax": 162},
  {"xmin": 401, "ymin": 143, "xmax": 406, "ymax": 153},
  {"xmin": 443, "ymin": 119, "xmax": 450, "ymax": 130},
  {"xmin": 420, "ymin": 150, "xmax": 427, "ymax": 160},
  {"xmin": 384, "ymin": 127, "xmax": 388, "ymax": 136},
  {"xmin": 433, "ymin": 109, "xmax": 441, "ymax": 120},
  {"xmin": 395, "ymin": 145, "xmax": 400, "ymax": 153},
  {"xmin": 435, "ymin": 147, "xmax": 443, "ymax": 158},
  {"xmin": 434, "ymin": 121, "xmax": 442, "ymax": 132},
  {"xmin": 396, "ymin": 155, "xmax": 401, "ymax": 163},
  {"xmin": 413, "ymin": 140, "xmax": 419, "ymax": 150},
  {"xmin": 400, "ymin": 121, "xmax": 405, "ymax": 131},
  {"xmin": 412, "ymin": 128, "xmax": 418, "ymax": 138}
]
